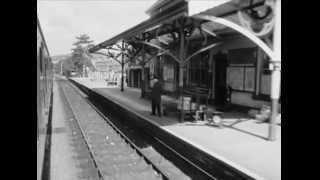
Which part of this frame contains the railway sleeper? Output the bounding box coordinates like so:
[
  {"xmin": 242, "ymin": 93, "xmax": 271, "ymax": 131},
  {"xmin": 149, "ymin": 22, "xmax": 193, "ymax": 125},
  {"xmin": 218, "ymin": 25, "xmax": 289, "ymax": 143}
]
[
  {"xmin": 102, "ymin": 170, "xmax": 161, "ymax": 180},
  {"xmin": 98, "ymin": 149, "xmax": 136, "ymax": 158},
  {"xmin": 98, "ymin": 143, "xmax": 133, "ymax": 152},
  {"xmin": 114, "ymin": 170, "xmax": 162, "ymax": 180},
  {"xmin": 99, "ymin": 153, "xmax": 141, "ymax": 163},
  {"xmin": 77, "ymin": 168, "xmax": 100, "ymax": 180},
  {"xmin": 86, "ymin": 123, "xmax": 111, "ymax": 130},
  {"xmin": 100, "ymin": 162, "xmax": 157, "ymax": 178}
]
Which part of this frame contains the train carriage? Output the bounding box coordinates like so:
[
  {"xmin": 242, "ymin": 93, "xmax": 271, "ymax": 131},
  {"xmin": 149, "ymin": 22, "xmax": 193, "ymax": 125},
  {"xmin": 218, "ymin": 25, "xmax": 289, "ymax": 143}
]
[{"xmin": 37, "ymin": 16, "xmax": 53, "ymax": 180}]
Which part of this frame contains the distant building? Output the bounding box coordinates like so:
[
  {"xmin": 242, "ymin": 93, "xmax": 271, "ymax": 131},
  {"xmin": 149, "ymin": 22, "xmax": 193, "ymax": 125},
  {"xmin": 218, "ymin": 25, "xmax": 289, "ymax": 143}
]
[{"xmin": 87, "ymin": 55, "xmax": 124, "ymax": 86}]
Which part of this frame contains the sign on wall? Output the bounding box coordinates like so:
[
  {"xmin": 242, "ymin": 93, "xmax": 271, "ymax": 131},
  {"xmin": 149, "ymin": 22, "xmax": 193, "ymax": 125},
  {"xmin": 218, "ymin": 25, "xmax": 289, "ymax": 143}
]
[
  {"xmin": 163, "ymin": 82, "xmax": 175, "ymax": 92},
  {"xmin": 162, "ymin": 63, "xmax": 175, "ymax": 92},
  {"xmin": 149, "ymin": 61, "xmax": 154, "ymax": 76},
  {"xmin": 163, "ymin": 64, "xmax": 174, "ymax": 81},
  {"xmin": 260, "ymin": 74, "xmax": 271, "ymax": 95},
  {"xmin": 244, "ymin": 67, "xmax": 255, "ymax": 92}
]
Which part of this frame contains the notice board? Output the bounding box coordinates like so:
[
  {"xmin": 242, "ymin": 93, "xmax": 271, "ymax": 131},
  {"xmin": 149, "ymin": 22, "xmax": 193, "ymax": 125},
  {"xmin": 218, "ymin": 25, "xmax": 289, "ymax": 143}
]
[{"xmin": 244, "ymin": 67, "xmax": 255, "ymax": 92}]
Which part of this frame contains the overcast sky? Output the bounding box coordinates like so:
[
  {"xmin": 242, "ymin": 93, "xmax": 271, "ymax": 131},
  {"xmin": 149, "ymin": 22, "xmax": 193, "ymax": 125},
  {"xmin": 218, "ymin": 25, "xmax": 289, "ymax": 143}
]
[{"xmin": 38, "ymin": 0, "xmax": 157, "ymax": 56}]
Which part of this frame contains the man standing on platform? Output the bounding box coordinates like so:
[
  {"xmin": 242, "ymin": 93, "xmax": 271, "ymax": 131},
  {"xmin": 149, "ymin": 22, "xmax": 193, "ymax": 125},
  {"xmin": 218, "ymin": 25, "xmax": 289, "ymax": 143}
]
[{"xmin": 150, "ymin": 77, "xmax": 162, "ymax": 117}]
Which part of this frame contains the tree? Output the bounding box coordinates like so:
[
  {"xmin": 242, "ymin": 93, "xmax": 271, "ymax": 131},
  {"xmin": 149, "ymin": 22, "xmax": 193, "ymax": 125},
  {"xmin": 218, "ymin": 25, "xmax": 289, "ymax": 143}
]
[
  {"xmin": 71, "ymin": 34, "xmax": 95, "ymax": 77},
  {"xmin": 62, "ymin": 56, "xmax": 76, "ymax": 76}
]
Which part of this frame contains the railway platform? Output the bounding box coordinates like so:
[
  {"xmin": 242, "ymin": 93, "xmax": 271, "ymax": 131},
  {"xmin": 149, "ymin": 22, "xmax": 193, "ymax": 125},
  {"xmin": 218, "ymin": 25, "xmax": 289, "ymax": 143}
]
[
  {"xmin": 72, "ymin": 77, "xmax": 281, "ymax": 180},
  {"xmin": 51, "ymin": 78, "xmax": 183, "ymax": 180}
]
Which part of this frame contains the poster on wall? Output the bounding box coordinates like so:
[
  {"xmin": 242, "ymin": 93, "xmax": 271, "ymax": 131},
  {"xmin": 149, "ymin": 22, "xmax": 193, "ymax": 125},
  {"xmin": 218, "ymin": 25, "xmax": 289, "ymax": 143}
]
[
  {"xmin": 227, "ymin": 67, "xmax": 244, "ymax": 91},
  {"xmin": 163, "ymin": 82, "xmax": 175, "ymax": 92},
  {"xmin": 244, "ymin": 67, "xmax": 255, "ymax": 92},
  {"xmin": 163, "ymin": 64, "xmax": 174, "ymax": 81},
  {"xmin": 149, "ymin": 61, "xmax": 154, "ymax": 76},
  {"xmin": 260, "ymin": 74, "xmax": 271, "ymax": 95}
]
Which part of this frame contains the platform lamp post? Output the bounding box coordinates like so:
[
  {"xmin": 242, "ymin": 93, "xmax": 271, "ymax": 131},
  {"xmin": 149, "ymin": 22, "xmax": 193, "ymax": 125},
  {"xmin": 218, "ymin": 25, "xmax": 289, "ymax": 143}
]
[{"xmin": 268, "ymin": 0, "xmax": 281, "ymax": 141}]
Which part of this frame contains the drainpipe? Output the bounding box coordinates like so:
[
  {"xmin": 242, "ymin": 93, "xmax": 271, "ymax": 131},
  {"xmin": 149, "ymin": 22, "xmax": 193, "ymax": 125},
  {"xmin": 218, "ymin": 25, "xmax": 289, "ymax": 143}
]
[{"xmin": 268, "ymin": 0, "xmax": 281, "ymax": 141}]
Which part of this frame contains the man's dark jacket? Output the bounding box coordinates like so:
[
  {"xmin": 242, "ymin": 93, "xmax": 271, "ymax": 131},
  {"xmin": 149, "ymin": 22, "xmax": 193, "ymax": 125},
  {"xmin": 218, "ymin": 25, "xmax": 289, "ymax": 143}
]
[{"xmin": 151, "ymin": 81, "xmax": 162, "ymax": 103}]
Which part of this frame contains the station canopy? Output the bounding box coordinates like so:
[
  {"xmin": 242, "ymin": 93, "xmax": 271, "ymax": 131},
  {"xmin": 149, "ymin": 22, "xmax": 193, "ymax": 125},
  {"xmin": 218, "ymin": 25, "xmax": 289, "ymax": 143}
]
[{"xmin": 89, "ymin": 0, "xmax": 266, "ymax": 53}]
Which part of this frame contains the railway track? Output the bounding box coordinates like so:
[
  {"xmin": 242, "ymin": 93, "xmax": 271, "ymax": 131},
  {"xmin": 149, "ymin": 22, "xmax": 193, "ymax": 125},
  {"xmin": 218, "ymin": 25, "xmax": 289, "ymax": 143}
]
[
  {"xmin": 60, "ymin": 79, "xmax": 220, "ymax": 180},
  {"xmin": 60, "ymin": 80, "xmax": 171, "ymax": 180}
]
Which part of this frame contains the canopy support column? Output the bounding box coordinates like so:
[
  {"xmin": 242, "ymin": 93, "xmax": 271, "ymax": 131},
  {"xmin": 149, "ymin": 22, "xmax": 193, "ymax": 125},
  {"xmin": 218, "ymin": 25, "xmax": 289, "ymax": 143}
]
[
  {"xmin": 121, "ymin": 40, "xmax": 125, "ymax": 92},
  {"xmin": 268, "ymin": 0, "xmax": 281, "ymax": 141},
  {"xmin": 141, "ymin": 43, "xmax": 146, "ymax": 98},
  {"xmin": 178, "ymin": 21, "xmax": 185, "ymax": 123}
]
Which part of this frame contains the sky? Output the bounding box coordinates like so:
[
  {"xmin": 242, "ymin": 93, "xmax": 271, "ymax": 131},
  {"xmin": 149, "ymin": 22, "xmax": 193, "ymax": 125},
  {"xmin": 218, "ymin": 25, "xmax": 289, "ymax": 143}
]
[{"xmin": 37, "ymin": 0, "xmax": 157, "ymax": 56}]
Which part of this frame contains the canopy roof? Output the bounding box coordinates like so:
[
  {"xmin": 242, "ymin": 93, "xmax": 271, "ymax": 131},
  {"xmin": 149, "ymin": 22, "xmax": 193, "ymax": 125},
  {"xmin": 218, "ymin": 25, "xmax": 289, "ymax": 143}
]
[{"xmin": 89, "ymin": 0, "xmax": 265, "ymax": 53}]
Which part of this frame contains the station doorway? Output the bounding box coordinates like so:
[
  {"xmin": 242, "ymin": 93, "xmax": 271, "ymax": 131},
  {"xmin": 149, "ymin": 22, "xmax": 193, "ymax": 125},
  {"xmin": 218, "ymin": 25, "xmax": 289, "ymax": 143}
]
[
  {"xmin": 214, "ymin": 51, "xmax": 228, "ymax": 106},
  {"xmin": 129, "ymin": 69, "xmax": 142, "ymax": 88}
]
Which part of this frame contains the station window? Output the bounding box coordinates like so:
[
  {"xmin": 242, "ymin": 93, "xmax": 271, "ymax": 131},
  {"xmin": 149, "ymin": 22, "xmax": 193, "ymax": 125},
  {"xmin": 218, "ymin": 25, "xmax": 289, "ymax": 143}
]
[
  {"xmin": 188, "ymin": 52, "xmax": 210, "ymax": 88},
  {"xmin": 227, "ymin": 47, "xmax": 257, "ymax": 92}
]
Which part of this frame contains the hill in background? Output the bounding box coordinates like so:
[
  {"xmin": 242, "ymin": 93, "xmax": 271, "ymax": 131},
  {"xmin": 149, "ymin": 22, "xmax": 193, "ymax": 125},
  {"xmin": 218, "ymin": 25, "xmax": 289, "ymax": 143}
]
[
  {"xmin": 52, "ymin": 53, "xmax": 121, "ymax": 74},
  {"xmin": 51, "ymin": 54, "xmax": 71, "ymax": 64}
]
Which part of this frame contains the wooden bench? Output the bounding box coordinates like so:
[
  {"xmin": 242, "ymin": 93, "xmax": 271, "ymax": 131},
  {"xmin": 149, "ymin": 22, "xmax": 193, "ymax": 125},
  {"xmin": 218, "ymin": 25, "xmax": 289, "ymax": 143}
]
[
  {"xmin": 183, "ymin": 87, "xmax": 211, "ymax": 107},
  {"xmin": 162, "ymin": 96, "xmax": 196, "ymax": 121}
]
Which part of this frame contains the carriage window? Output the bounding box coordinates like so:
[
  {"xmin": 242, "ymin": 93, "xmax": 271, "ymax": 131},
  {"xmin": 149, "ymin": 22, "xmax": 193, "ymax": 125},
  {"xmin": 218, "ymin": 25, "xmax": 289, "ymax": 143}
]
[{"xmin": 40, "ymin": 46, "xmax": 43, "ymax": 74}]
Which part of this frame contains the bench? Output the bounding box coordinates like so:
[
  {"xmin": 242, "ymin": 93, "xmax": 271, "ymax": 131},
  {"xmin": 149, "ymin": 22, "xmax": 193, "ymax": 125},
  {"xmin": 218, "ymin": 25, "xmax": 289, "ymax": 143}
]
[
  {"xmin": 183, "ymin": 87, "xmax": 211, "ymax": 106},
  {"xmin": 162, "ymin": 97, "xmax": 196, "ymax": 121}
]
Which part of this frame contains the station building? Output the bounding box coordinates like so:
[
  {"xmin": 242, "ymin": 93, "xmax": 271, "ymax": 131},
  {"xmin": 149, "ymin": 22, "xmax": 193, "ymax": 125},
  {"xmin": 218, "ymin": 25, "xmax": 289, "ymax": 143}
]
[
  {"xmin": 90, "ymin": 0, "xmax": 281, "ymax": 111},
  {"xmin": 125, "ymin": 1, "xmax": 278, "ymax": 110}
]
